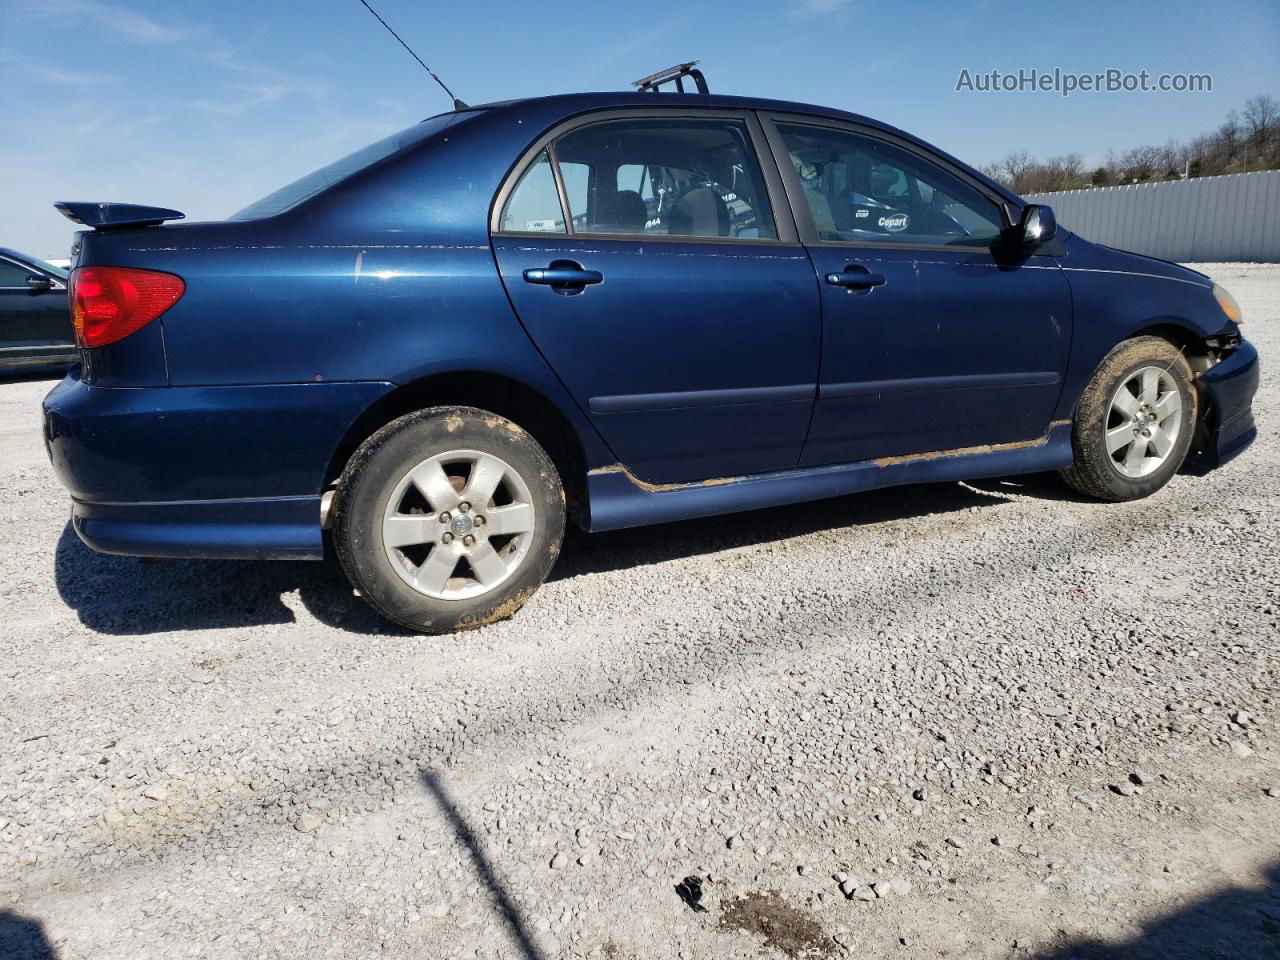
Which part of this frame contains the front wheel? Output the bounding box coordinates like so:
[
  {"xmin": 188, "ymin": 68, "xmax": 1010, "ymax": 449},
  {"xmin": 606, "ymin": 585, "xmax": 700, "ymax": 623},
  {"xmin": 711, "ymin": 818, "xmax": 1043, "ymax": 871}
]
[
  {"xmin": 332, "ymin": 406, "xmax": 565, "ymax": 633},
  {"xmin": 1059, "ymin": 336, "xmax": 1197, "ymax": 502}
]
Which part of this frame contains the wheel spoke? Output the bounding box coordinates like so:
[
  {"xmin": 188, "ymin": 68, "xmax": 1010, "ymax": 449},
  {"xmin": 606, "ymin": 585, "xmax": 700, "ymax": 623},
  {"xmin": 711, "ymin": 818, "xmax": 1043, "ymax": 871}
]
[
  {"xmin": 464, "ymin": 455, "xmax": 506, "ymax": 507},
  {"xmin": 1111, "ymin": 388, "xmax": 1139, "ymax": 418},
  {"xmin": 484, "ymin": 502, "xmax": 534, "ymax": 536},
  {"xmin": 384, "ymin": 446, "xmax": 536, "ymax": 600},
  {"xmin": 1148, "ymin": 425, "xmax": 1173, "ymax": 458},
  {"xmin": 414, "ymin": 544, "xmax": 458, "ymax": 594},
  {"xmin": 1123, "ymin": 436, "xmax": 1148, "ymax": 473},
  {"xmin": 1139, "ymin": 368, "xmax": 1160, "ymax": 405},
  {"xmin": 1154, "ymin": 390, "xmax": 1181, "ymax": 422},
  {"xmin": 468, "ymin": 541, "xmax": 508, "ymax": 587},
  {"xmin": 409, "ymin": 460, "xmax": 460, "ymax": 513},
  {"xmin": 1106, "ymin": 424, "xmax": 1134, "ymax": 455},
  {"xmin": 383, "ymin": 515, "xmax": 435, "ymax": 549}
]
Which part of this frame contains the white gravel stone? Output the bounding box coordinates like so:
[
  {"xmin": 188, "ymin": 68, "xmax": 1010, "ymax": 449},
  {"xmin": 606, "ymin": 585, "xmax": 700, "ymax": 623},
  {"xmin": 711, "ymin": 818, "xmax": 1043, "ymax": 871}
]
[{"xmin": 0, "ymin": 263, "xmax": 1276, "ymax": 960}]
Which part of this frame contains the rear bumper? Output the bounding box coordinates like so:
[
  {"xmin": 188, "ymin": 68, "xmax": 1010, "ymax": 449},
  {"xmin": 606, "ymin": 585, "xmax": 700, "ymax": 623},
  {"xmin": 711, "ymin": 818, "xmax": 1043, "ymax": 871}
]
[
  {"xmin": 1191, "ymin": 338, "xmax": 1259, "ymax": 471},
  {"xmin": 43, "ymin": 372, "xmax": 394, "ymax": 559},
  {"xmin": 71, "ymin": 495, "xmax": 324, "ymax": 560}
]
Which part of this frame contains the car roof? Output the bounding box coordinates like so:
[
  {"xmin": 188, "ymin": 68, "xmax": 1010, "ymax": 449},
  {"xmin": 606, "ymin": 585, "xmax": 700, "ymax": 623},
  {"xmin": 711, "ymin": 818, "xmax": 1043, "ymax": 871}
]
[{"xmin": 478, "ymin": 91, "xmax": 904, "ymax": 136}]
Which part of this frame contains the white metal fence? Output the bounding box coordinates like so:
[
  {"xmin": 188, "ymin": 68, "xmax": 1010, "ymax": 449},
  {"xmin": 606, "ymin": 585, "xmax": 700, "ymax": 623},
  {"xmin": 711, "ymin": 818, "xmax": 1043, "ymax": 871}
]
[{"xmin": 1026, "ymin": 170, "xmax": 1280, "ymax": 262}]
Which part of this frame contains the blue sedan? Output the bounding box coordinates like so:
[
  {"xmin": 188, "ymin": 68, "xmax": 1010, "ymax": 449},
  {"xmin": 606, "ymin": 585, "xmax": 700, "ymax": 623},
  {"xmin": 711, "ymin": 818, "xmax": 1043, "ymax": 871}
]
[{"xmin": 43, "ymin": 79, "xmax": 1259, "ymax": 633}]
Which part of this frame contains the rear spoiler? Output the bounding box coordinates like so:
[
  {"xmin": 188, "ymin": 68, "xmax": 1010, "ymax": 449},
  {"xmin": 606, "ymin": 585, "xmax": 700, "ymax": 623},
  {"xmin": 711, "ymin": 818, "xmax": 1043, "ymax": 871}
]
[{"xmin": 54, "ymin": 201, "xmax": 185, "ymax": 230}]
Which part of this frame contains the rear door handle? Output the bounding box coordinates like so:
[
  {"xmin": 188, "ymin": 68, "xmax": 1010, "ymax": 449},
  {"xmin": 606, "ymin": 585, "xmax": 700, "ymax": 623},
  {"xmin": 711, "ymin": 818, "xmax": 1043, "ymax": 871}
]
[
  {"xmin": 523, "ymin": 260, "xmax": 603, "ymax": 293},
  {"xmin": 825, "ymin": 270, "xmax": 886, "ymax": 289},
  {"xmin": 523, "ymin": 267, "xmax": 604, "ymax": 285}
]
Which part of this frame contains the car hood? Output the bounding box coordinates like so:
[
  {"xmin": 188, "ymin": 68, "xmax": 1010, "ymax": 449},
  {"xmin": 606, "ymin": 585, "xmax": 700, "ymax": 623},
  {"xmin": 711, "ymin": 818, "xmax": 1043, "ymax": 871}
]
[{"xmin": 1083, "ymin": 238, "xmax": 1212, "ymax": 287}]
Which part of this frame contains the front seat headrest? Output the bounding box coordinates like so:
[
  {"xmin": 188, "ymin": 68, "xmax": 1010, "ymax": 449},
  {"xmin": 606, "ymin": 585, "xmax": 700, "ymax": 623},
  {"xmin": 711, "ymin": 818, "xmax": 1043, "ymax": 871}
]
[{"xmin": 668, "ymin": 187, "xmax": 729, "ymax": 237}]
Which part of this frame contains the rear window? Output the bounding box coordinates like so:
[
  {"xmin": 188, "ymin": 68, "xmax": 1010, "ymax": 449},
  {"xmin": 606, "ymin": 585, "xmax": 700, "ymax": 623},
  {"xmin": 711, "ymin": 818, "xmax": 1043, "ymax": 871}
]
[{"xmin": 229, "ymin": 112, "xmax": 468, "ymax": 221}]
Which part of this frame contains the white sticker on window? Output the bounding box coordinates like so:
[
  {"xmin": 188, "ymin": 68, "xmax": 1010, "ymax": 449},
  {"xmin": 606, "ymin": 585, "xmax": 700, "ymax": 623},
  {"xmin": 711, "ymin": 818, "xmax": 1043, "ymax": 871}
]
[{"xmin": 526, "ymin": 219, "xmax": 557, "ymax": 231}]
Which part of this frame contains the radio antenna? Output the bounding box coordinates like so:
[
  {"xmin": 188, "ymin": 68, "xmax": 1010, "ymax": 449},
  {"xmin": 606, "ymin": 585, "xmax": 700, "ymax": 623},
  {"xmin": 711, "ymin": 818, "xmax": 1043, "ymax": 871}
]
[{"xmin": 355, "ymin": 0, "xmax": 468, "ymax": 109}]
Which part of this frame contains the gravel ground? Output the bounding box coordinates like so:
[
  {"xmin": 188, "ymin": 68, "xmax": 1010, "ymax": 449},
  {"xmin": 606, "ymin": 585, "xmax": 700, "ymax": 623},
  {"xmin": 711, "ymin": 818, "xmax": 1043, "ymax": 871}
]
[{"xmin": 1, "ymin": 262, "xmax": 1277, "ymax": 960}]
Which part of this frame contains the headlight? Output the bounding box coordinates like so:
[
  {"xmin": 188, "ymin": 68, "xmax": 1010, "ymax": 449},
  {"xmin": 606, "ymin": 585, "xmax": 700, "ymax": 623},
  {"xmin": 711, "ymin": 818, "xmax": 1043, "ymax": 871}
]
[{"xmin": 1213, "ymin": 283, "xmax": 1244, "ymax": 325}]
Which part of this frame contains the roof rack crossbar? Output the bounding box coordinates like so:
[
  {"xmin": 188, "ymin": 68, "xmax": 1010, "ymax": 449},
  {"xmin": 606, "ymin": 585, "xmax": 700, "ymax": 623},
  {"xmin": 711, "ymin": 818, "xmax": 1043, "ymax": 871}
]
[{"xmin": 632, "ymin": 61, "xmax": 709, "ymax": 95}]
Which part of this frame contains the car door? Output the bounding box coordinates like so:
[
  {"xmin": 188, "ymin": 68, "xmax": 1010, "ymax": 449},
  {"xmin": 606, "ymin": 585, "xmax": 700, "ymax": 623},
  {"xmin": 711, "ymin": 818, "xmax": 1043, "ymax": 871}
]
[
  {"xmin": 490, "ymin": 110, "xmax": 820, "ymax": 486},
  {"xmin": 761, "ymin": 116, "xmax": 1073, "ymax": 467},
  {"xmin": 0, "ymin": 255, "xmax": 72, "ymax": 365}
]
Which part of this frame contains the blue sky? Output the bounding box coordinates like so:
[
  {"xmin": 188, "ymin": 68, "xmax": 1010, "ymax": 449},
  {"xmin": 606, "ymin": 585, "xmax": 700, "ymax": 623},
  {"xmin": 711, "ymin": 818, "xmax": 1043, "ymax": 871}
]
[{"xmin": 1, "ymin": 0, "xmax": 1277, "ymax": 257}]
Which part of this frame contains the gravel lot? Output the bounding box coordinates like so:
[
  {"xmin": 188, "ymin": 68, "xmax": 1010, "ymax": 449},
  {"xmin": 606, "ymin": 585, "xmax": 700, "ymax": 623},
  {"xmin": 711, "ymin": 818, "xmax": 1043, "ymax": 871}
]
[{"xmin": 1, "ymin": 262, "xmax": 1277, "ymax": 960}]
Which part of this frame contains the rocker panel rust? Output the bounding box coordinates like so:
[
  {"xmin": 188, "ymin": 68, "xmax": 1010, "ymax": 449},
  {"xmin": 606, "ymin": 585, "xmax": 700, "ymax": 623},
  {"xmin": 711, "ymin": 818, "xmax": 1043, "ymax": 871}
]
[{"xmin": 589, "ymin": 420, "xmax": 1073, "ymax": 494}]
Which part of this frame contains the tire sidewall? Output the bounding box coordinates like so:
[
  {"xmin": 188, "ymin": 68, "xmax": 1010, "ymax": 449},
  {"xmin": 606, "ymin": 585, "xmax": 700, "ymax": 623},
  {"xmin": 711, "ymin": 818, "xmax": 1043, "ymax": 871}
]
[
  {"xmin": 1072, "ymin": 338, "xmax": 1197, "ymax": 501},
  {"xmin": 333, "ymin": 407, "xmax": 565, "ymax": 633}
]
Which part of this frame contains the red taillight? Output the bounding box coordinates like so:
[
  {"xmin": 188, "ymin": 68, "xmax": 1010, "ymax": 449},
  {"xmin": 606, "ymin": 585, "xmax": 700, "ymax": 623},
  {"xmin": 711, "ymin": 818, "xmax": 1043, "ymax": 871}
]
[{"xmin": 69, "ymin": 266, "xmax": 185, "ymax": 349}]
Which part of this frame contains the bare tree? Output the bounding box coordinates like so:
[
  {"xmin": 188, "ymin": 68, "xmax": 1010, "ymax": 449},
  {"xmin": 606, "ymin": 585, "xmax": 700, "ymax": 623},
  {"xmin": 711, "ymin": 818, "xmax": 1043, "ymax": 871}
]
[
  {"xmin": 980, "ymin": 95, "xmax": 1280, "ymax": 192},
  {"xmin": 1242, "ymin": 95, "xmax": 1280, "ymax": 170},
  {"xmin": 1242, "ymin": 95, "xmax": 1279, "ymax": 140}
]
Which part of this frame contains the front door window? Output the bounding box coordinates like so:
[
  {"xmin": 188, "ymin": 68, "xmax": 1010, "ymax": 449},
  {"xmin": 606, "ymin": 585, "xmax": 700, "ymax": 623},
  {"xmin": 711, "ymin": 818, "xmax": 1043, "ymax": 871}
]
[{"xmin": 776, "ymin": 122, "xmax": 1004, "ymax": 246}]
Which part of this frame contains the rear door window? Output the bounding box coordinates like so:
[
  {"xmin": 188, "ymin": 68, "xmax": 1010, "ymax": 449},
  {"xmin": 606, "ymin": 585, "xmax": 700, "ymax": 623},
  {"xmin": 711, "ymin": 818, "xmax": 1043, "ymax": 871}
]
[{"xmin": 534, "ymin": 117, "xmax": 778, "ymax": 240}]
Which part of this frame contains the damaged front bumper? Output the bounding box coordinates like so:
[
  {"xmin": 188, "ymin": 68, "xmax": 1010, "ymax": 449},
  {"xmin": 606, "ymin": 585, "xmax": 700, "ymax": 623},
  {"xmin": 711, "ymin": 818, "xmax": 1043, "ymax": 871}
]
[{"xmin": 1189, "ymin": 337, "xmax": 1260, "ymax": 472}]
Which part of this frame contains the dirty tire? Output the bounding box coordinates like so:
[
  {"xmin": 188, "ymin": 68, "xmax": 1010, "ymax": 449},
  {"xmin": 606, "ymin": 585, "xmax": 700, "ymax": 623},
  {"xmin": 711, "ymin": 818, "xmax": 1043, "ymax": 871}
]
[
  {"xmin": 332, "ymin": 406, "xmax": 565, "ymax": 634},
  {"xmin": 1059, "ymin": 336, "xmax": 1197, "ymax": 502}
]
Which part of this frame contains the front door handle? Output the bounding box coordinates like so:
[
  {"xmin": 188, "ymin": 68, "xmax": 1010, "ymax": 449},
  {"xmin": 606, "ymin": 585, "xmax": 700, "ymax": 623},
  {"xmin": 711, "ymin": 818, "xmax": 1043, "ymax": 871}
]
[
  {"xmin": 523, "ymin": 259, "xmax": 603, "ymax": 294},
  {"xmin": 825, "ymin": 269, "xmax": 886, "ymax": 289}
]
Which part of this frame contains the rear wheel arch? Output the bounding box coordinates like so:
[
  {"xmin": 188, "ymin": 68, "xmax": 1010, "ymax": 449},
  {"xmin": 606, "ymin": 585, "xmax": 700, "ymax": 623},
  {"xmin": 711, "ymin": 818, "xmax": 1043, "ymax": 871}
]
[{"xmin": 326, "ymin": 371, "xmax": 590, "ymax": 526}]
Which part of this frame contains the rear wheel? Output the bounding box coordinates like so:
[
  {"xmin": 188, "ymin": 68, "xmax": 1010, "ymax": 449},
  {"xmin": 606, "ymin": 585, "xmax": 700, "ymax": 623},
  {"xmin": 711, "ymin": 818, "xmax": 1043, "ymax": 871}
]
[
  {"xmin": 333, "ymin": 406, "xmax": 565, "ymax": 633},
  {"xmin": 1059, "ymin": 336, "xmax": 1197, "ymax": 501}
]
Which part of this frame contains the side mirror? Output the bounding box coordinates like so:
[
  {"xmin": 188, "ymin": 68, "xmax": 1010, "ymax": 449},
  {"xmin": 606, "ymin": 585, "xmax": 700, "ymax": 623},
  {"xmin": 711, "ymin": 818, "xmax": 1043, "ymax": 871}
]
[
  {"xmin": 1017, "ymin": 204, "xmax": 1057, "ymax": 245},
  {"xmin": 25, "ymin": 275, "xmax": 53, "ymax": 292}
]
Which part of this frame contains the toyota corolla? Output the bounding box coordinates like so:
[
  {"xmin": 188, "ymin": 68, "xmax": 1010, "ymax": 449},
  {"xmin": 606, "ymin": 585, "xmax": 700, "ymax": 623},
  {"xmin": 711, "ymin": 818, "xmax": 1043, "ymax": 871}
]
[{"xmin": 43, "ymin": 69, "xmax": 1259, "ymax": 633}]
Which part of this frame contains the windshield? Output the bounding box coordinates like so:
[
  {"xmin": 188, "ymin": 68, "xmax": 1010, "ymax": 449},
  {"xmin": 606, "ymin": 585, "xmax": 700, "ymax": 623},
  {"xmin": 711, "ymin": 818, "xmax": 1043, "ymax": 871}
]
[{"xmin": 229, "ymin": 112, "xmax": 465, "ymax": 221}]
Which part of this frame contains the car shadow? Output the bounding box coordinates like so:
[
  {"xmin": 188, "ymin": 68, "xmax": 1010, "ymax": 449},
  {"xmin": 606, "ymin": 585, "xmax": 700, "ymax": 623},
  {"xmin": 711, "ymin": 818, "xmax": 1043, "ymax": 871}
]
[
  {"xmin": 0, "ymin": 909, "xmax": 55, "ymax": 960},
  {"xmin": 964, "ymin": 470, "xmax": 1099, "ymax": 503},
  {"xmin": 52, "ymin": 522, "xmax": 402, "ymax": 637},
  {"xmin": 548, "ymin": 477, "xmax": 1021, "ymax": 582},
  {"xmin": 1029, "ymin": 860, "xmax": 1280, "ymax": 960},
  {"xmin": 54, "ymin": 478, "xmax": 1031, "ymax": 637}
]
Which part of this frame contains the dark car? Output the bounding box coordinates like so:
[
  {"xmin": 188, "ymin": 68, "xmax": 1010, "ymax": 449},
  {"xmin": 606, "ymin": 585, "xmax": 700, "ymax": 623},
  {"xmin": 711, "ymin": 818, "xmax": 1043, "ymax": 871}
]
[
  {"xmin": 42, "ymin": 70, "xmax": 1259, "ymax": 633},
  {"xmin": 0, "ymin": 247, "xmax": 76, "ymax": 371}
]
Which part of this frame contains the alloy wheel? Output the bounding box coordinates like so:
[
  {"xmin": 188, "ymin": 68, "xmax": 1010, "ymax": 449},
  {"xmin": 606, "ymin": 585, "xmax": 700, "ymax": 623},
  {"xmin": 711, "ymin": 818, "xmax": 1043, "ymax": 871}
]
[
  {"xmin": 1105, "ymin": 365, "xmax": 1183, "ymax": 479},
  {"xmin": 380, "ymin": 449, "xmax": 536, "ymax": 600}
]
